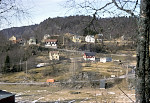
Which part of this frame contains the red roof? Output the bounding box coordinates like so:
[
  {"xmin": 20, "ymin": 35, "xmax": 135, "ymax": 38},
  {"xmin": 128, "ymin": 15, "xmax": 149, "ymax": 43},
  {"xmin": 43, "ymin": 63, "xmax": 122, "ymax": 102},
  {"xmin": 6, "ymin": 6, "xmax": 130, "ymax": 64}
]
[
  {"xmin": 83, "ymin": 52, "xmax": 95, "ymax": 58},
  {"xmin": 45, "ymin": 39, "xmax": 57, "ymax": 42}
]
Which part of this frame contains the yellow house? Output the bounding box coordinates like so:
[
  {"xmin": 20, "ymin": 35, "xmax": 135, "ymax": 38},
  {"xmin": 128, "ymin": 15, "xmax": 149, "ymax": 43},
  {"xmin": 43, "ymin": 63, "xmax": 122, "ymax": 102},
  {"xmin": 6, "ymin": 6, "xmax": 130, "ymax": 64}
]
[
  {"xmin": 49, "ymin": 51, "xmax": 59, "ymax": 60},
  {"xmin": 72, "ymin": 35, "xmax": 82, "ymax": 43},
  {"xmin": 9, "ymin": 36, "xmax": 17, "ymax": 43}
]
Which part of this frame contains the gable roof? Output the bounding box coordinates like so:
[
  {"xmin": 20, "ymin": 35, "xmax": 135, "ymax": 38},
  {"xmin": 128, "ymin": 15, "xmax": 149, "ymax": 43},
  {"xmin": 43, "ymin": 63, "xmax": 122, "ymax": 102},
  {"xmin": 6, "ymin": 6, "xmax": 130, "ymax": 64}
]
[
  {"xmin": 45, "ymin": 39, "xmax": 57, "ymax": 42},
  {"xmin": 49, "ymin": 51, "xmax": 59, "ymax": 54},
  {"xmin": 84, "ymin": 52, "xmax": 95, "ymax": 56},
  {"xmin": 29, "ymin": 37, "xmax": 36, "ymax": 42},
  {"xmin": 0, "ymin": 90, "xmax": 15, "ymax": 99},
  {"xmin": 86, "ymin": 35, "xmax": 95, "ymax": 38},
  {"xmin": 9, "ymin": 36, "xmax": 16, "ymax": 41}
]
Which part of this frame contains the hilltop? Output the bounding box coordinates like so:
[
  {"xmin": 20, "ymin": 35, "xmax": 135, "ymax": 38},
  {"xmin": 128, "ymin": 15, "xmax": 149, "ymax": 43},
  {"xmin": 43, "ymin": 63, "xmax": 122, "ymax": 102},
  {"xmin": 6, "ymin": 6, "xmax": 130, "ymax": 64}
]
[{"xmin": 0, "ymin": 15, "xmax": 137, "ymax": 41}]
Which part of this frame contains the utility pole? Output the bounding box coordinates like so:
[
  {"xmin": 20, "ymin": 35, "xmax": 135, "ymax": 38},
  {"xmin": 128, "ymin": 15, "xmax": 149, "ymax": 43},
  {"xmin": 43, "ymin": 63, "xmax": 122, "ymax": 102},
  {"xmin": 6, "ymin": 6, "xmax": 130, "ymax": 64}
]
[
  {"xmin": 26, "ymin": 61, "xmax": 27, "ymax": 74},
  {"xmin": 63, "ymin": 36, "xmax": 64, "ymax": 45},
  {"xmin": 126, "ymin": 64, "xmax": 128, "ymax": 82},
  {"xmin": 20, "ymin": 60, "xmax": 21, "ymax": 72}
]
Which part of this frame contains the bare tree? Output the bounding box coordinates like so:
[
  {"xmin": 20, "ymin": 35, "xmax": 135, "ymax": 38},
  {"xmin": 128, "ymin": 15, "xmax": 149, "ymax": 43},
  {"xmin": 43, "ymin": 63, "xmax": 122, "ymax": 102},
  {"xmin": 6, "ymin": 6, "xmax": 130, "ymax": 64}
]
[
  {"xmin": 65, "ymin": 0, "xmax": 150, "ymax": 102},
  {"xmin": 0, "ymin": 0, "xmax": 30, "ymax": 29}
]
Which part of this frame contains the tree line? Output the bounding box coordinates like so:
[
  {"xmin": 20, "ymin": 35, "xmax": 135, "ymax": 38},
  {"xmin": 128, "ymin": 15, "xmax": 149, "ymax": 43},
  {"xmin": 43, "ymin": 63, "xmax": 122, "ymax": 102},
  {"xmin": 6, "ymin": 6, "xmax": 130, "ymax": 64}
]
[{"xmin": 1, "ymin": 16, "xmax": 137, "ymax": 42}]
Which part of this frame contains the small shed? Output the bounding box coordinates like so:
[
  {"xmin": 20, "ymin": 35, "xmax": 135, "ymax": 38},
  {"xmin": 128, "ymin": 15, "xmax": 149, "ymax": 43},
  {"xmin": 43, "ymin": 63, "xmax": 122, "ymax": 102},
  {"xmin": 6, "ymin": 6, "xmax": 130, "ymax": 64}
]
[
  {"xmin": 100, "ymin": 57, "xmax": 112, "ymax": 63},
  {"xmin": 0, "ymin": 90, "xmax": 15, "ymax": 103},
  {"xmin": 100, "ymin": 79, "xmax": 106, "ymax": 89},
  {"xmin": 46, "ymin": 79, "xmax": 55, "ymax": 83}
]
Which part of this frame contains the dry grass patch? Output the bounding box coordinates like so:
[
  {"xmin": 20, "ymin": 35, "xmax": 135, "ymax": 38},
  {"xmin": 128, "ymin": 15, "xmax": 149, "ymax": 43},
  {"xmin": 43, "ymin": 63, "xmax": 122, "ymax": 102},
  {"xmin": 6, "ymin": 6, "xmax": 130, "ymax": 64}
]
[{"xmin": 82, "ymin": 62, "xmax": 126, "ymax": 78}]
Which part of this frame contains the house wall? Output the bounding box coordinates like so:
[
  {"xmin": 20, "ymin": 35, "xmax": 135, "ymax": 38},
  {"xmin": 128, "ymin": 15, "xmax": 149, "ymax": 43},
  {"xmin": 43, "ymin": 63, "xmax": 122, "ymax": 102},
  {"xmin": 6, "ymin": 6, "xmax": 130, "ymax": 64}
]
[
  {"xmin": 85, "ymin": 35, "xmax": 95, "ymax": 43},
  {"xmin": 86, "ymin": 57, "xmax": 95, "ymax": 61},
  {"xmin": 9, "ymin": 36, "xmax": 16, "ymax": 41},
  {"xmin": 29, "ymin": 42, "xmax": 36, "ymax": 45},
  {"xmin": 53, "ymin": 54, "xmax": 59, "ymax": 60},
  {"xmin": 100, "ymin": 57, "xmax": 112, "ymax": 63},
  {"xmin": 83, "ymin": 56, "xmax": 95, "ymax": 61},
  {"xmin": 72, "ymin": 36, "xmax": 82, "ymax": 43},
  {"xmin": 45, "ymin": 42, "xmax": 57, "ymax": 48},
  {"xmin": 49, "ymin": 52, "xmax": 59, "ymax": 60},
  {"xmin": 28, "ymin": 39, "xmax": 36, "ymax": 45}
]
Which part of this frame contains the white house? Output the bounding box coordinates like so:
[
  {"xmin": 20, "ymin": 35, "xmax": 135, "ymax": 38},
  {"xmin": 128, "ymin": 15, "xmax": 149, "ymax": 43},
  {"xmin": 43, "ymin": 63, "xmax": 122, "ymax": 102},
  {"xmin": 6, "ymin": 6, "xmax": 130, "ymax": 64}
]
[
  {"xmin": 43, "ymin": 34, "xmax": 50, "ymax": 40},
  {"xmin": 83, "ymin": 52, "xmax": 95, "ymax": 61},
  {"xmin": 85, "ymin": 35, "xmax": 95, "ymax": 43},
  {"xmin": 45, "ymin": 39, "xmax": 57, "ymax": 49},
  {"xmin": 100, "ymin": 57, "xmax": 112, "ymax": 63},
  {"xmin": 28, "ymin": 37, "xmax": 36, "ymax": 45}
]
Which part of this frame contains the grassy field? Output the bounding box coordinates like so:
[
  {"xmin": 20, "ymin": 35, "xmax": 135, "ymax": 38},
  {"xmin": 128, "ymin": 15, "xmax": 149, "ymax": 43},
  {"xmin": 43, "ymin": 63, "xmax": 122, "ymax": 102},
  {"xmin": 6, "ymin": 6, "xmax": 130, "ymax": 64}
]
[
  {"xmin": 0, "ymin": 79, "xmax": 135, "ymax": 102},
  {"xmin": 0, "ymin": 61, "xmax": 129, "ymax": 83},
  {"xmin": 82, "ymin": 62, "xmax": 126, "ymax": 78},
  {"xmin": 0, "ymin": 48, "xmax": 136, "ymax": 102}
]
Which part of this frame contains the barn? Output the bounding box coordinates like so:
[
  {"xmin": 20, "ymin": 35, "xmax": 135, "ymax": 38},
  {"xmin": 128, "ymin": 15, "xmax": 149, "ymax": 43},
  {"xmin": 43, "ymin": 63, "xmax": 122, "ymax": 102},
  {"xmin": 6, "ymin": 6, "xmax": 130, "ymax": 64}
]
[{"xmin": 83, "ymin": 52, "xmax": 95, "ymax": 61}]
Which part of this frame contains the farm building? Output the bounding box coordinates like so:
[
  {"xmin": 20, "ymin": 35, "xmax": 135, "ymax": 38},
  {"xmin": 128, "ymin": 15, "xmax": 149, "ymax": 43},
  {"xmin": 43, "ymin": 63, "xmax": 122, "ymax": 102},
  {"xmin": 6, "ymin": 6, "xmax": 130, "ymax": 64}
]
[
  {"xmin": 100, "ymin": 57, "xmax": 112, "ymax": 63},
  {"xmin": 0, "ymin": 90, "xmax": 15, "ymax": 103},
  {"xmin": 83, "ymin": 52, "xmax": 95, "ymax": 61}
]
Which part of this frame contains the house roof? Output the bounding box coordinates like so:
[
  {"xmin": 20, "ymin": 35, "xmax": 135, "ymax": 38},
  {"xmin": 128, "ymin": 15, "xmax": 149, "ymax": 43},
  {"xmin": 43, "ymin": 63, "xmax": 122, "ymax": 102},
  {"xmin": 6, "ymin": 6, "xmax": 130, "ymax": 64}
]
[
  {"xmin": 0, "ymin": 90, "xmax": 15, "ymax": 99},
  {"xmin": 45, "ymin": 39, "xmax": 57, "ymax": 42},
  {"xmin": 49, "ymin": 51, "xmax": 59, "ymax": 54},
  {"xmin": 29, "ymin": 37, "xmax": 36, "ymax": 42},
  {"xmin": 86, "ymin": 35, "xmax": 95, "ymax": 38},
  {"xmin": 84, "ymin": 52, "xmax": 95, "ymax": 56},
  {"xmin": 9, "ymin": 36, "xmax": 16, "ymax": 41}
]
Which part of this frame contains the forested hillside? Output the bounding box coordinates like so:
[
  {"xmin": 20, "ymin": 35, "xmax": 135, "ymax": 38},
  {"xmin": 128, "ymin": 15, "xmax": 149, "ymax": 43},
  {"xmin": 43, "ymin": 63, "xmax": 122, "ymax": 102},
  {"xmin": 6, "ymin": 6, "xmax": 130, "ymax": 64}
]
[{"xmin": 0, "ymin": 15, "xmax": 137, "ymax": 41}]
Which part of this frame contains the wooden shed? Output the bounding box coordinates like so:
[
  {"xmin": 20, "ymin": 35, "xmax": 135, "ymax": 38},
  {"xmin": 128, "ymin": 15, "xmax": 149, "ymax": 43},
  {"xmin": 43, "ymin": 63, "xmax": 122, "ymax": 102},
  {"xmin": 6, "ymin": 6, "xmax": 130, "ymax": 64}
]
[{"xmin": 46, "ymin": 79, "xmax": 55, "ymax": 83}]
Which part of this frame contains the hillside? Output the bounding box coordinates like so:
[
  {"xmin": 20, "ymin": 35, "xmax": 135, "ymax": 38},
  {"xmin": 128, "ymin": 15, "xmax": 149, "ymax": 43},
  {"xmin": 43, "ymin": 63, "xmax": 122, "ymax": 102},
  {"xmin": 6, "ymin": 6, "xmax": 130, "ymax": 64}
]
[
  {"xmin": 0, "ymin": 15, "xmax": 137, "ymax": 102},
  {"xmin": 0, "ymin": 15, "xmax": 138, "ymax": 41}
]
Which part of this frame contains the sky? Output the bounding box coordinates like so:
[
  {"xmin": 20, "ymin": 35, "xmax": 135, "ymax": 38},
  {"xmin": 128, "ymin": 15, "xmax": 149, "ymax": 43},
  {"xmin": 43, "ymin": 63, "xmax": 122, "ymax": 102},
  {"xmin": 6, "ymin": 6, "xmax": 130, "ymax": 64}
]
[
  {"xmin": 25, "ymin": 0, "xmax": 72, "ymax": 24},
  {"xmin": 1, "ymin": 0, "xmax": 73, "ymax": 30},
  {"xmin": 10, "ymin": 0, "xmax": 71, "ymax": 28},
  {"xmin": 1, "ymin": 0, "xmax": 140, "ymax": 30}
]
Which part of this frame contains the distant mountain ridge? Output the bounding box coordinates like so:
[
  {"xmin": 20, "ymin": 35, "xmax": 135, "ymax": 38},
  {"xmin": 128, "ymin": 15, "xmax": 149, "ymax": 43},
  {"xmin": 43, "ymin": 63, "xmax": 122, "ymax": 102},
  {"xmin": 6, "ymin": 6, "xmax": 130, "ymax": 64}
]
[{"xmin": 0, "ymin": 15, "xmax": 137, "ymax": 40}]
